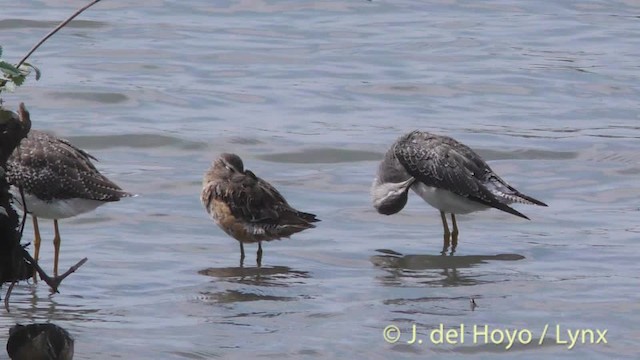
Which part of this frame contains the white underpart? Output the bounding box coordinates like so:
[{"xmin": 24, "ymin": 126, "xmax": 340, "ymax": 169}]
[
  {"xmin": 411, "ymin": 182, "xmax": 489, "ymax": 214},
  {"xmin": 9, "ymin": 186, "xmax": 106, "ymax": 219}
]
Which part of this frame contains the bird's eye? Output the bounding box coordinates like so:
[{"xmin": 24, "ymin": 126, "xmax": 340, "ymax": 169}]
[{"xmin": 224, "ymin": 164, "xmax": 234, "ymax": 172}]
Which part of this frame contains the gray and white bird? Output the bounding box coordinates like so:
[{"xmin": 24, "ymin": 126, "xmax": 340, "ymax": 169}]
[
  {"xmin": 6, "ymin": 129, "xmax": 133, "ymax": 276},
  {"xmin": 6, "ymin": 323, "xmax": 74, "ymax": 360},
  {"xmin": 371, "ymin": 130, "xmax": 547, "ymax": 252},
  {"xmin": 201, "ymin": 153, "xmax": 320, "ymax": 266}
]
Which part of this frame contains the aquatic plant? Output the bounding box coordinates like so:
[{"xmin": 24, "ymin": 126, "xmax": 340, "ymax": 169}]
[
  {"xmin": 0, "ymin": 0, "xmax": 101, "ymax": 99},
  {"xmin": 0, "ymin": 47, "xmax": 40, "ymax": 94}
]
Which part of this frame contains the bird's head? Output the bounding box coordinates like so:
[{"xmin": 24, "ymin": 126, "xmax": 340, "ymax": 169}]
[
  {"xmin": 215, "ymin": 153, "xmax": 244, "ymax": 173},
  {"xmin": 371, "ymin": 177, "xmax": 415, "ymax": 215}
]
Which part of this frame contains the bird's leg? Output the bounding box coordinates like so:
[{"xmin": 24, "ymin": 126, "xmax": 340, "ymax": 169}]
[
  {"xmin": 240, "ymin": 242, "xmax": 245, "ymax": 267},
  {"xmin": 256, "ymin": 242, "xmax": 263, "ymax": 268},
  {"xmin": 450, "ymin": 214, "xmax": 459, "ymax": 254},
  {"xmin": 440, "ymin": 211, "xmax": 451, "ymax": 254},
  {"xmin": 32, "ymin": 216, "xmax": 41, "ymax": 282},
  {"xmin": 53, "ymin": 220, "xmax": 61, "ymax": 277}
]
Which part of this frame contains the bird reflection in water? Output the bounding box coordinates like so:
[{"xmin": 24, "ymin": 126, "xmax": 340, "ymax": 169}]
[
  {"xmin": 371, "ymin": 249, "xmax": 525, "ymax": 287},
  {"xmin": 199, "ymin": 265, "xmax": 309, "ymax": 287},
  {"xmin": 197, "ymin": 266, "xmax": 310, "ymax": 304}
]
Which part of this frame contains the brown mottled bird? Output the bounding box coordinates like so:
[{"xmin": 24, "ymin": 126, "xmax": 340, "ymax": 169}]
[
  {"xmin": 5, "ymin": 128, "xmax": 133, "ymax": 277},
  {"xmin": 201, "ymin": 153, "xmax": 319, "ymax": 266},
  {"xmin": 371, "ymin": 130, "xmax": 547, "ymax": 252},
  {"xmin": 6, "ymin": 323, "xmax": 74, "ymax": 360}
]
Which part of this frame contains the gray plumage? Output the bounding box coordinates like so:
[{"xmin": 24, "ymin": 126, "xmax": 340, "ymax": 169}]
[
  {"xmin": 4, "ymin": 128, "xmax": 132, "ymax": 276},
  {"xmin": 6, "ymin": 130, "xmax": 132, "ymax": 203},
  {"xmin": 385, "ymin": 130, "xmax": 546, "ymax": 217},
  {"xmin": 371, "ymin": 130, "xmax": 547, "ymax": 249}
]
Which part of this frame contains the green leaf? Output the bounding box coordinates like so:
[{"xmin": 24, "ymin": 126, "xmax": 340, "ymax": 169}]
[
  {"xmin": 0, "ymin": 45, "xmax": 3, "ymax": 58},
  {"xmin": 21, "ymin": 62, "xmax": 41, "ymax": 81},
  {"xmin": 12, "ymin": 74, "xmax": 26, "ymax": 87},
  {"xmin": 0, "ymin": 61, "xmax": 21, "ymax": 77}
]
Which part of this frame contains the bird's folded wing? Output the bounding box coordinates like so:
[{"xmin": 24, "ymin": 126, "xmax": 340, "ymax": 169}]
[
  {"xmin": 394, "ymin": 137, "xmax": 528, "ymax": 219},
  {"xmin": 215, "ymin": 171, "xmax": 315, "ymax": 226}
]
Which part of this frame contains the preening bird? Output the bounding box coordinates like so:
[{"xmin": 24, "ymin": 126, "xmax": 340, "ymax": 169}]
[{"xmin": 371, "ymin": 130, "xmax": 547, "ymax": 252}]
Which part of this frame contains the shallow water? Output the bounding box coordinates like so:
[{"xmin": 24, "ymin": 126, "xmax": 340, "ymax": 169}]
[{"xmin": 1, "ymin": 1, "xmax": 639, "ymax": 359}]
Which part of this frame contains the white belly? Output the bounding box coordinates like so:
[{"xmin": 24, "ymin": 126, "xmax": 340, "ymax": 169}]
[
  {"xmin": 9, "ymin": 186, "xmax": 106, "ymax": 219},
  {"xmin": 411, "ymin": 183, "xmax": 489, "ymax": 214}
]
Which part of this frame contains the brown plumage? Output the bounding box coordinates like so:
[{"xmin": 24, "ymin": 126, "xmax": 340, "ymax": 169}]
[
  {"xmin": 6, "ymin": 323, "xmax": 74, "ymax": 360},
  {"xmin": 201, "ymin": 153, "xmax": 319, "ymax": 266}
]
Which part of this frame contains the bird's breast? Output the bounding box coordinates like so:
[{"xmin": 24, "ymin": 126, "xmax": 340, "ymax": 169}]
[
  {"xmin": 209, "ymin": 198, "xmax": 263, "ymax": 243},
  {"xmin": 9, "ymin": 186, "xmax": 106, "ymax": 219}
]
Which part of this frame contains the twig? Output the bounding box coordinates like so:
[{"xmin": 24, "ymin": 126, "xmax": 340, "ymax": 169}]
[
  {"xmin": 54, "ymin": 257, "xmax": 89, "ymax": 286},
  {"xmin": 16, "ymin": 0, "xmax": 103, "ymax": 68},
  {"xmin": 21, "ymin": 248, "xmax": 88, "ymax": 293},
  {"xmin": 4, "ymin": 254, "xmax": 87, "ymax": 311},
  {"xmin": 3, "ymin": 281, "xmax": 16, "ymax": 312},
  {"xmin": 18, "ymin": 187, "xmax": 27, "ymax": 236}
]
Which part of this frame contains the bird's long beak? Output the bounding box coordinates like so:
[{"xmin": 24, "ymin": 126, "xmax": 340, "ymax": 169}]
[{"xmin": 401, "ymin": 177, "xmax": 416, "ymax": 189}]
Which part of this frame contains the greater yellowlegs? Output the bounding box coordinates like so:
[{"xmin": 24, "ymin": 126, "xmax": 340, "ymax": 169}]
[
  {"xmin": 7, "ymin": 323, "xmax": 74, "ymax": 360},
  {"xmin": 201, "ymin": 153, "xmax": 319, "ymax": 266},
  {"xmin": 371, "ymin": 130, "xmax": 547, "ymax": 252},
  {"xmin": 6, "ymin": 129, "xmax": 132, "ymax": 276}
]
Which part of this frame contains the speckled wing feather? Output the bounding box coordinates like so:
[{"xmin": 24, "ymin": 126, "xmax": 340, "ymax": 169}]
[
  {"xmin": 393, "ymin": 130, "xmax": 530, "ymax": 219},
  {"xmin": 6, "ymin": 130, "xmax": 131, "ymax": 201}
]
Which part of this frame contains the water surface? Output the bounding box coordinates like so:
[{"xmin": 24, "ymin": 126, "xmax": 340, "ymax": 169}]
[{"xmin": 1, "ymin": 1, "xmax": 639, "ymax": 359}]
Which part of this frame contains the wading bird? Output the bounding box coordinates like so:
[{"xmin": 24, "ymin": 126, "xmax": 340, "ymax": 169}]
[
  {"xmin": 6, "ymin": 128, "xmax": 133, "ymax": 277},
  {"xmin": 371, "ymin": 130, "xmax": 547, "ymax": 253},
  {"xmin": 201, "ymin": 153, "xmax": 319, "ymax": 266}
]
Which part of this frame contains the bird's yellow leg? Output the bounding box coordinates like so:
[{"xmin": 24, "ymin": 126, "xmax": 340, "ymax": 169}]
[
  {"xmin": 440, "ymin": 211, "xmax": 451, "ymax": 253},
  {"xmin": 32, "ymin": 216, "xmax": 41, "ymax": 282},
  {"xmin": 450, "ymin": 214, "xmax": 459, "ymax": 252},
  {"xmin": 53, "ymin": 219, "xmax": 61, "ymax": 277}
]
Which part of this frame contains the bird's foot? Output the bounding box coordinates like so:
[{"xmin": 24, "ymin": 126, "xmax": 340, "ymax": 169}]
[
  {"xmin": 441, "ymin": 232, "xmax": 451, "ymax": 255},
  {"xmin": 450, "ymin": 232, "xmax": 458, "ymax": 255}
]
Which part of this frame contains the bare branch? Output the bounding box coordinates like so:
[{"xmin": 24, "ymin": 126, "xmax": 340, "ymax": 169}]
[
  {"xmin": 21, "ymin": 248, "xmax": 88, "ymax": 293},
  {"xmin": 16, "ymin": 0, "xmax": 102, "ymax": 68},
  {"xmin": 3, "ymin": 281, "xmax": 16, "ymax": 312},
  {"xmin": 53, "ymin": 257, "xmax": 89, "ymax": 287}
]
